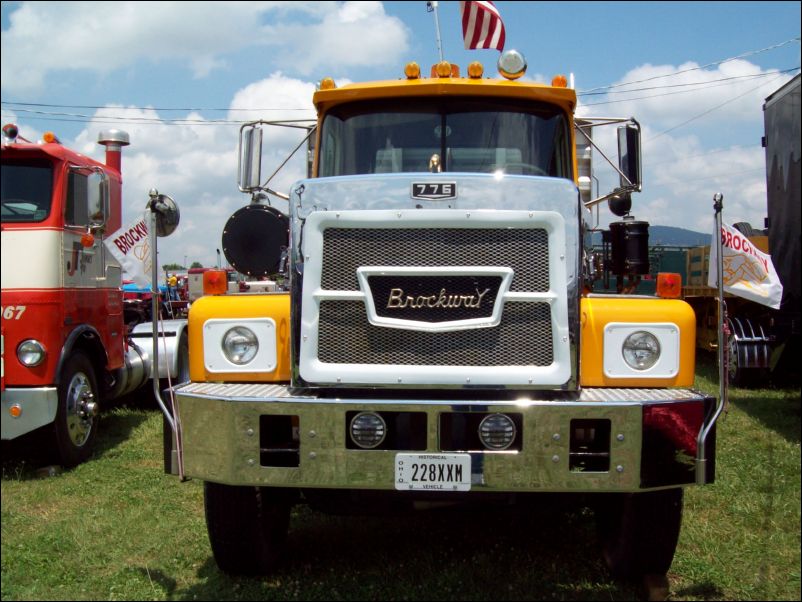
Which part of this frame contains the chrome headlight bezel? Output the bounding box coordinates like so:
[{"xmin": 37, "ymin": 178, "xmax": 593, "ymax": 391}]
[
  {"xmin": 603, "ymin": 322, "xmax": 680, "ymax": 379},
  {"xmin": 203, "ymin": 318, "xmax": 277, "ymax": 373},
  {"xmin": 17, "ymin": 339, "xmax": 46, "ymax": 367}
]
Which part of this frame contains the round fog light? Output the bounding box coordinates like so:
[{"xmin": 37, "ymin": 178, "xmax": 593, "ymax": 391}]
[
  {"xmin": 478, "ymin": 413, "xmax": 516, "ymax": 450},
  {"xmin": 350, "ymin": 412, "xmax": 386, "ymax": 449}
]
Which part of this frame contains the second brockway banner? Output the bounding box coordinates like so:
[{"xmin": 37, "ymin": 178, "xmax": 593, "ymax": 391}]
[{"xmin": 708, "ymin": 221, "xmax": 783, "ymax": 309}]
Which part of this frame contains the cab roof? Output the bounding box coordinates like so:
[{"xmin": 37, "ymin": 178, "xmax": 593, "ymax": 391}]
[
  {"xmin": 1, "ymin": 139, "xmax": 105, "ymax": 169},
  {"xmin": 313, "ymin": 76, "xmax": 577, "ymax": 117}
]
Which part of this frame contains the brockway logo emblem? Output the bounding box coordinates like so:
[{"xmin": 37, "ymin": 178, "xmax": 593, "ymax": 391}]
[
  {"xmin": 386, "ymin": 287, "xmax": 491, "ymax": 309},
  {"xmin": 356, "ymin": 267, "xmax": 513, "ymax": 331}
]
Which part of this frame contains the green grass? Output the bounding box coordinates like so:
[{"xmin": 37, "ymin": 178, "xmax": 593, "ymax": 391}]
[{"xmin": 2, "ymin": 356, "xmax": 799, "ymax": 601}]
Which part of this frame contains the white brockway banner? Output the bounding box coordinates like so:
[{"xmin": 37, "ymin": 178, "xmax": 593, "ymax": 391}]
[
  {"xmin": 708, "ymin": 222, "xmax": 783, "ymax": 309},
  {"xmin": 104, "ymin": 212, "xmax": 152, "ymax": 288}
]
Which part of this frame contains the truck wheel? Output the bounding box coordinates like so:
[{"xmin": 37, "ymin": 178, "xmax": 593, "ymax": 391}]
[
  {"xmin": 726, "ymin": 318, "xmax": 767, "ymax": 387},
  {"xmin": 204, "ymin": 482, "xmax": 291, "ymax": 575},
  {"xmin": 596, "ymin": 488, "xmax": 683, "ymax": 580},
  {"xmin": 53, "ymin": 352, "xmax": 100, "ymax": 467},
  {"xmin": 727, "ymin": 332, "xmax": 749, "ymax": 387}
]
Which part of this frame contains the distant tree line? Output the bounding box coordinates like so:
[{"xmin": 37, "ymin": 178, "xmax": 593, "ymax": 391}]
[{"xmin": 163, "ymin": 261, "xmax": 204, "ymax": 272}]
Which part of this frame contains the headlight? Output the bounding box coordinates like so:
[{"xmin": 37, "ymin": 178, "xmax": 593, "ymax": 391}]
[
  {"xmin": 222, "ymin": 326, "xmax": 258, "ymax": 365},
  {"xmin": 17, "ymin": 339, "xmax": 46, "ymax": 367},
  {"xmin": 622, "ymin": 331, "xmax": 661, "ymax": 370}
]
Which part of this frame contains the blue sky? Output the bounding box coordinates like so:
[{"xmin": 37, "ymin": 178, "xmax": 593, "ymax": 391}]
[{"xmin": 2, "ymin": 1, "xmax": 800, "ymax": 269}]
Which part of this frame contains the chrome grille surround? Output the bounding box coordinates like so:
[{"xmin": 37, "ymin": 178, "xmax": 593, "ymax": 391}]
[{"xmin": 290, "ymin": 174, "xmax": 581, "ymax": 389}]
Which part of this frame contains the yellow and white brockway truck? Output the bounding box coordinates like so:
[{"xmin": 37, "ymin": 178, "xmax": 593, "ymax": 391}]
[{"xmin": 163, "ymin": 51, "xmax": 720, "ymax": 580}]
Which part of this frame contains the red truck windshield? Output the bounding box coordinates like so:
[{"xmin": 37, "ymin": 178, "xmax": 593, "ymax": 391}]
[
  {"xmin": 1, "ymin": 160, "xmax": 53, "ymax": 223},
  {"xmin": 318, "ymin": 97, "xmax": 571, "ymax": 179}
]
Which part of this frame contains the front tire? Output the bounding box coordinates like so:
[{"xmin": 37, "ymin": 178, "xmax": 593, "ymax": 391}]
[
  {"xmin": 53, "ymin": 352, "xmax": 100, "ymax": 467},
  {"xmin": 596, "ymin": 488, "xmax": 683, "ymax": 580},
  {"xmin": 204, "ymin": 483, "xmax": 292, "ymax": 575}
]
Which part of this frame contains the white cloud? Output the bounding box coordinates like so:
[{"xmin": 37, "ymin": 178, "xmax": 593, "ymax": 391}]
[
  {"xmin": 2, "ymin": 2, "xmax": 256, "ymax": 94},
  {"xmin": 70, "ymin": 72, "xmax": 319, "ymax": 269},
  {"xmin": 576, "ymin": 60, "xmax": 790, "ymax": 235},
  {"xmin": 1, "ymin": 1, "xmax": 409, "ymax": 96},
  {"xmin": 0, "ymin": 0, "xmax": 406, "ymax": 270},
  {"xmin": 582, "ymin": 59, "xmax": 792, "ymax": 128},
  {"xmin": 259, "ymin": 1, "xmax": 410, "ymax": 75}
]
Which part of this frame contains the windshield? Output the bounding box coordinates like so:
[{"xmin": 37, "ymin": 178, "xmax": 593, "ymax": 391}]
[
  {"xmin": 1, "ymin": 160, "xmax": 53, "ymax": 223},
  {"xmin": 318, "ymin": 97, "xmax": 571, "ymax": 178}
]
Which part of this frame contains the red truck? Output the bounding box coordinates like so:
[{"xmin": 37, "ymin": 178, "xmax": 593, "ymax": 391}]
[{"xmin": 1, "ymin": 123, "xmax": 188, "ymax": 466}]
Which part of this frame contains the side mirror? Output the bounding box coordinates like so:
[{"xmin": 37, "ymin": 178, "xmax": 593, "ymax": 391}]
[
  {"xmin": 87, "ymin": 171, "xmax": 109, "ymax": 229},
  {"xmin": 238, "ymin": 124, "xmax": 263, "ymax": 192},
  {"xmin": 617, "ymin": 122, "xmax": 642, "ymax": 191},
  {"xmin": 148, "ymin": 191, "xmax": 180, "ymax": 237},
  {"xmin": 67, "ymin": 166, "xmax": 108, "ymax": 229}
]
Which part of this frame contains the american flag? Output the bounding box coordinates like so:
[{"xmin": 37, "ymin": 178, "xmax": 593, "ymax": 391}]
[{"xmin": 460, "ymin": 1, "xmax": 505, "ymax": 51}]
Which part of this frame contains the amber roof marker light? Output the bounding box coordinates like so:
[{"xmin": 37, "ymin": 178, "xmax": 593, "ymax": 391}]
[{"xmin": 404, "ymin": 62, "xmax": 421, "ymax": 79}]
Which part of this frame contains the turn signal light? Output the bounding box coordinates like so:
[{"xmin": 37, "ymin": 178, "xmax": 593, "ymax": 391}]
[
  {"xmin": 203, "ymin": 269, "xmax": 228, "ymax": 295},
  {"xmin": 80, "ymin": 232, "xmax": 95, "ymax": 248},
  {"xmin": 656, "ymin": 272, "xmax": 682, "ymax": 298}
]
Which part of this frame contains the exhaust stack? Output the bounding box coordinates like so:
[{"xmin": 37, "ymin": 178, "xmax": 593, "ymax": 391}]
[{"xmin": 97, "ymin": 129, "xmax": 130, "ymax": 173}]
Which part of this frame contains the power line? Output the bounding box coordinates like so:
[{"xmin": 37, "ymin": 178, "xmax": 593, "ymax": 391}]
[
  {"xmin": 578, "ymin": 66, "xmax": 799, "ymax": 98},
  {"xmin": 579, "ymin": 67, "xmax": 799, "ymax": 107},
  {"xmin": 2, "ymin": 36, "xmax": 797, "ymax": 129},
  {"xmin": 1, "ymin": 101, "xmax": 312, "ymax": 112},
  {"xmin": 5, "ymin": 67, "xmax": 797, "ymax": 127},
  {"xmin": 3, "ymin": 107, "xmax": 246, "ymax": 124},
  {"xmin": 652, "ymin": 166, "xmax": 766, "ymax": 185},
  {"xmin": 643, "ymin": 143, "xmax": 762, "ymax": 168},
  {"xmin": 6, "ymin": 68, "xmax": 792, "ymax": 117},
  {"xmin": 0, "ymin": 107, "xmax": 314, "ymax": 126},
  {"xmin": 579, "ymin": 36, "xmax": 800, "ymax": 94},
  {"xmin": 5, "ymin": 67, "xmax": 798, "ymax": 117},
  {"xmin": 646, "ymin": 72, "xmax": 788, "ymax": 142}
]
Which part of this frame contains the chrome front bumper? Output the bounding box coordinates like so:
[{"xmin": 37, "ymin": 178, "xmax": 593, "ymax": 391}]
[
  {"xmin": 172, "ymin": 383, "xmax": 715, "ymax": 493},
  {"xmin": 1, "ymin": 387, "xmax": 58, "ymax": 440}
]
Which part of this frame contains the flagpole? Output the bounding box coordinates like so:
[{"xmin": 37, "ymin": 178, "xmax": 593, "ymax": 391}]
[
  {"xmin": 713, "ymin": 193, "xmax": 728, "ymax": 407},
  {"xmin": 697, "ymin": 192, "xmax": 728, "ymax": 484},
  {"xmin": 428, "ymin": 1, "xmax": 445, "ymax": 62}
]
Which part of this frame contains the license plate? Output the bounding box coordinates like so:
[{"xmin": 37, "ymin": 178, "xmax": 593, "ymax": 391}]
[{"xmin": 395, "ymin": 453, "xmax": 471, "ymax": 491}]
